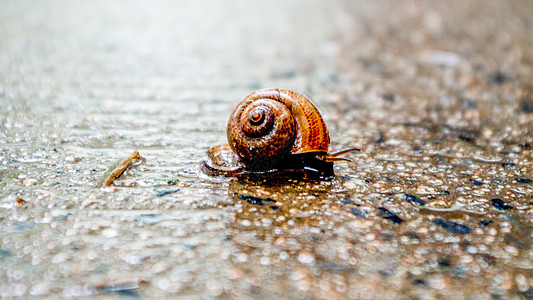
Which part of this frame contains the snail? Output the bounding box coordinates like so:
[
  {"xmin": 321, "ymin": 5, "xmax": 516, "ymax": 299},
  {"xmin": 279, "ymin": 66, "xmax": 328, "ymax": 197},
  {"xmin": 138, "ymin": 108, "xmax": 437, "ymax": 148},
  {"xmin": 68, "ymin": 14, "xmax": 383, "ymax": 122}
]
[{"xmin": 203, "ymin": 88, "xmax": 359, "ymax": 179}]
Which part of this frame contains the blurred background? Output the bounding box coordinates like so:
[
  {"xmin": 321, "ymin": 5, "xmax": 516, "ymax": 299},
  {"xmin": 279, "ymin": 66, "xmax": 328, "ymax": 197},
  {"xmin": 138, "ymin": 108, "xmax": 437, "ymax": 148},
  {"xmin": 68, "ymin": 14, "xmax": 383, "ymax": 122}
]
[{"xmin": 1, "ymin": 0, "xmax": 532, "ymax": 298}]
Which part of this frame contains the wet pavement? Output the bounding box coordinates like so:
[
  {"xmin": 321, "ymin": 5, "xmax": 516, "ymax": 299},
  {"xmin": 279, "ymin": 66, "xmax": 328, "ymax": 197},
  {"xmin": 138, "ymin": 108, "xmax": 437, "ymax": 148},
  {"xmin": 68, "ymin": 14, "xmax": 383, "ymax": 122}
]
[{"xmin": 1, "ymin": 0, "xmax": 533, "ymax": 299}]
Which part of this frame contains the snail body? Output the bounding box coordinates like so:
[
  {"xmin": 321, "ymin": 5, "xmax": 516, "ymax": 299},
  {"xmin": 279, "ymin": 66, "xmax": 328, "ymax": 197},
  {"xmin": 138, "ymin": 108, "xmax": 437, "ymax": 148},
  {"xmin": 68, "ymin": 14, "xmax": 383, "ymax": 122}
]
[{"xmin": 204, "ymin": 89, "xmax": 358, "ymax": 179}]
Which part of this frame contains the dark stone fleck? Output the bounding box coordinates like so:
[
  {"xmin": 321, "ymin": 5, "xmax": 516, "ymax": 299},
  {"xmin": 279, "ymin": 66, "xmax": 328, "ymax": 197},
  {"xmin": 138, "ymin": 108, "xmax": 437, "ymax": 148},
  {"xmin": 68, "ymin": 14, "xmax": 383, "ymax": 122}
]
[
  {"xmin": 340, "ymin": 198, "xmax": 354, "ymax": 204},
  {"xmin": 435, "ymin": 156, "xmax": 447, "ymax": 164},
  {"xmin": 95, "ymin": 282, "xmax": 141, "ymax": 298},
  {"xmin": 379, "ymin": 207, "xmax": 403, "ymax": 224},
  {"xmin": 493, "ymin": 178, "xmax": 505, "ymax": 183},
  {"xmin": 383, "ymin": 94, "xmax": 395, "ymax": 102},
  {"xmin": 433, "ymin": 218, "xmax": 471, "ymax": 234},
  {"xmin": 519, "ymin": 143, "xmax": 532, "ymax": 150},
  {"xmin": 238, "ymin": 195, "xmax": 275, "ymax": 206},
  {"xmin": 0, "ymin": 249, "xmax": 12, "ymax": 259},
  {"xmin": 381, "ymin": 235, "xmax": 395, "ymax": 242},
  {"xmin": 461, "ymin": 99, "xmax": 477, "ymax": 110},
  {"xmin": 491, "ymin": 198, "xmax": 514, "ymax": 210},
  {"xmin": 403, "ymin": 194, "xmax": 425, "ymax": 206},
  {"xmin": 520, "ymin": 99, "xmax": 533, "ymax": 113},
  {"xmin": 469, "ymin": 179, "xmax": 483, "ymax": 185},
  {"xmin": 437, "ymin": 190, "xmax": 450, "ymax": 195},
  {"xmin": 480, "ymin": 220, "xmax": 492, "ymax": 227},
  {"xmin": 270, "ymin": 206, "xmax": 281, "ymax": 210},
  {"xmin": 520, "ymin": 288, "xmax": 533, "ymax": 298},
  {"xmin": 321, "ymin": 262, "xmax": 357, "ymax": 273},
  {"xmin": 501, "ymin": 162, "xmax": 516, "ymax": 168},
  {"xmin": 184, "ymin": 243, "xmax": 197, "ymax": 250},
  {"xmin": 412, "ymin": 278, "xmax": 427, "ymax": 287},
  {"xmin": 515, "ymin": 178, "xmax": 532, "ymax": 184},
  {"xmin": 350, "ymin": 208, "xmax": 367, "ymax": 218},
  {"xmin": 458, "ymin": 135, "xmax": 474, "ymax": 142},
  {"xmin": 134, "ymin": 213, "xmax": 163, "ymax": 225},
  {"xmin": 153, "ymin": 188, "xmax": 180, "ymax": 197},
  {"xmin": 378, "ymin": 267, "xmax": 395, "ymax": 278},
  {"xmin": 452, "ymin": 265, "xmax": 467, "ymax": 278},
  {"xmin": 438, "ymin": 258, "xmax": 451, "ymax": 268},
  {"xmin": 374, "ymin": 132, "xmax": 385, "ymax": 144},
  {"xmin": 139, "ymin": 213, "xmax": 162, "ymax": 218},
  {"xmin": 13, "ymin": 222, "xmax": 37, "ymax": 232},
  {"xmin": 362, "ymin": 59, "xmax": 383, "ymax": 73},
  {"xmin": 500, "ymin": 151, "xmax": 520, "ymax": 155},
  {"xmin": 489, "ymin": 71, "xmax": 511, "ymax": 85},
  {"xmin": 56, "ymin": 213, "xmax": 72, "ymax": 222},
  {"xmin": 505, "ymin": 235, "xmax": 526, "ymax": 249}
]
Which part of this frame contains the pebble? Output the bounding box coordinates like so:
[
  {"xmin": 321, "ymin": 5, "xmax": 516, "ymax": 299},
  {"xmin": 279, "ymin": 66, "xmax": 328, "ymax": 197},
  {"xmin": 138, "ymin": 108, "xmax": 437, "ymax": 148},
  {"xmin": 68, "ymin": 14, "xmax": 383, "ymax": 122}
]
[
  {"xmin": 480, "ymin": 220, "xmax": 492, "ymax": 227},
  {"xmin": 22, "ymin": 178, "xmax": 37, "ymax": 186},
  {"xmin": 153, "ymin": 188, "xmax": 180, "ymax": 197},
  {"xmin": 514, "ymin": 178, "xmax": 532, "ymax": 184},
  {"xmin": 350, "ymin": 208, "xmax": 367, "ymax": 218},
  {"xmin": 238, "ymin": 195, "xmax": 276, "ymax": 206},
  {"xmin": 298, "ymin": 250, "xmax": 315, "ymax": 265},
  {"xmin": 403, "ymin": 194, "xmax": 425, "ymax": 206},
  {"xmin": 340, "ymin": 198, "xmax": 355, "ymax": 204},
  {"xmin": 379, "ymin": 208, "xmax": 403, "ymax": 224},
  {"xmin": 491, "ymin": 198, "xmax": 514, "ymax": 210},
  {"xmin": 433, "ymin": 219, "xmax": 471, "ymax": 234},
  {"xmin": 469, "ymin": 179, "xmax": 484, "ymax": 185}
]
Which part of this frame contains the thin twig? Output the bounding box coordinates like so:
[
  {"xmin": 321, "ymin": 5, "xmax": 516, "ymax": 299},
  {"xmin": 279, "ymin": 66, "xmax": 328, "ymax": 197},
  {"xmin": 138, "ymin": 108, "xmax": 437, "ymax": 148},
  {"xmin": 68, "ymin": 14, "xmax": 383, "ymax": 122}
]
[{"xmin": 101, "ymin": 150, "xmax": 145, "ymax": 187}]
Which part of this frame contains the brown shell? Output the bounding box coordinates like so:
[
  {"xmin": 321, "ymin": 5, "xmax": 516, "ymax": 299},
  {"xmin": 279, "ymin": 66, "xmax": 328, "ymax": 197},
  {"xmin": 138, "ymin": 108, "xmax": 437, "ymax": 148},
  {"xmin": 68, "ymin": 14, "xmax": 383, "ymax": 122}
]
[{"xmin": 226, "ymin": 88, "xmax": 330, "ymax": 166}]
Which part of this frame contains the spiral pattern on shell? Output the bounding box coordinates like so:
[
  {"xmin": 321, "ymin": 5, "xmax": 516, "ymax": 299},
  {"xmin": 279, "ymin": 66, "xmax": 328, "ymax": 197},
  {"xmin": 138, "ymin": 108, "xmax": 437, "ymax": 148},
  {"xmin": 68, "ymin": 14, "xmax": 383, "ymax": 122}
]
[{"xmin": 227, "ymin": 89, "xmax": 330, "ymax": 169}]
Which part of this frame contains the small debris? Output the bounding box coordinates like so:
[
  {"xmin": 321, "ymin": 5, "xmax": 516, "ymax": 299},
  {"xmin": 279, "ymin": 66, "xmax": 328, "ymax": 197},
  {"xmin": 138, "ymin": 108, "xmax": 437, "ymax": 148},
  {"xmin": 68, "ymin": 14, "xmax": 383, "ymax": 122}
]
[
  {"xmin": 340, "ymin": 198, "xmax": 355, "ymax": 204},
  {"xmin": 87, "ymin": 281, "xmax": 141, "ymax": 298},
  {"xmin": 514, "ymin": 178, "xmax": 532, "ymax": 184},
  {"xmin": 469, "ymin": 179, "xmax": 483, "ymax": 185},
  {"xmin": 412, "ymin": 278, "xmax": 427, "ymax": 287},
  {"xmin": 22, "ymin": 178, "xmax": 37, "ymax": 186},
  {"xmin": 520, "ymin": 288, "xmax": 533, "ymax": 298},
  {"xmin": 350, "ymin": 207, "xmax": 367, "ymax": 218},
  {"xmin": 0, "ymin": 249, "xmax": 12, "ymax": 259},
  {"xmin": 505, "ymin": 235, "xmax": 526, "ymax": 249},
  {"xmin": 383, "ymin": 94, "xmax": 395, "ymax": 102},
  {"xmin": 134, "ymin": 213, "xmax": 164, "ymax": 225},
  {"xmin": 437, "ymin": 190, "xmax": 450, "ymax": 195},
  {"xmin": 491, "ymin": 198, "xmax": 514, "ymax": 210},
  {"xmin": 518, "ymin": 143, "xmax": 532, "ymax": 150},
  {"xmin": 480, "ymin": 220, "xmax": 492, "ymax": 227},
  {"xmin": 458, "ymin": 135, "xmax": 475, "ymax": 142},
  {"xmin": 489, "ymin": 71, "xmax": 511, "ymax": 85},
  {"xmin": 378, "ymin": 267, "xmax": 395, "ymax": 278},
  {"xmin": 101, "ymin": 150, "xmax": 145, "ymax": 187},
  {"xmin": 320, "ymin": 262, "xmax": 357, "ymax": 273},
  {"xmin": 501, "ymin": 163, "xmax": 516, "ymax": 168},
  {"xmin": 238, "ymin": 195, "xmax": 276, "ymax": 206},
  {"xmin": 379, "ymin": 208, "xmax": 403, "ymax": 224},
  {"xmin": 433, "ymin": 219, "xmax": 471, "ymax": 234},
  {"xmin": 403, "ymin": 194, "xmax": 425, "ymax": 206},
  {"xmin": 520, "ymin": 99, "xmax": 533, "ymax": 113},
  {"xmin": 153, "ymin": 188, "xmax": 180, "ymax": 197},
  {"xmin": 374, "ymin": 132, "xmax": 385, "ymax": 144},
  {"xmin": 16, "ymin": 197, "xmax": 27, "ymax": 208}
]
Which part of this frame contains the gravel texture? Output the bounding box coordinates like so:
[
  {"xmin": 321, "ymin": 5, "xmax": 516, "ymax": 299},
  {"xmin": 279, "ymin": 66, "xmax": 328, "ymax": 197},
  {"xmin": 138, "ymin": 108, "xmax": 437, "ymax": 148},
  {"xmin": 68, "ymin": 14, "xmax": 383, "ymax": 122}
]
[{"xmin": 1, "ymin": 0, "xmax": 532, "ymax": 299}]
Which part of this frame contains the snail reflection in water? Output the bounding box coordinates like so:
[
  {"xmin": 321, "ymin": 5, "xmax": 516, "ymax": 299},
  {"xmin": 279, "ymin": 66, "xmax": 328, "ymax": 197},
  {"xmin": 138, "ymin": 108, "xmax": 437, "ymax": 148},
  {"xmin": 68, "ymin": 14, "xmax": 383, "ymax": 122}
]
[{"xmin": 203, "ymin": 89, "xmax": 359, "ymax": 179}]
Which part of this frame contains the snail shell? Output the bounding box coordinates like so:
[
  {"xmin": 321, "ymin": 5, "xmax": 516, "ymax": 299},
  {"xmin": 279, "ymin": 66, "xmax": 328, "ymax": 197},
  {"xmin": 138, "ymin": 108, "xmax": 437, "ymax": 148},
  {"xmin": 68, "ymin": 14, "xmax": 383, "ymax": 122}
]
[{"xmin": 227, "ymin": 88, "xmax": 330, "ymax": 169}]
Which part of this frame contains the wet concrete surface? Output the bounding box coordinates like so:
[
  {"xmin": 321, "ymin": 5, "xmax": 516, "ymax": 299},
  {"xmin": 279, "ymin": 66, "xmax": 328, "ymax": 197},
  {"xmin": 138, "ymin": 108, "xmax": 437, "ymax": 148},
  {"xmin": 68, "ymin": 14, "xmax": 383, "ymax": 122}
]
[{"xmin": 1, "ymin": 0, "xmax": 533, "ymax": 298}]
